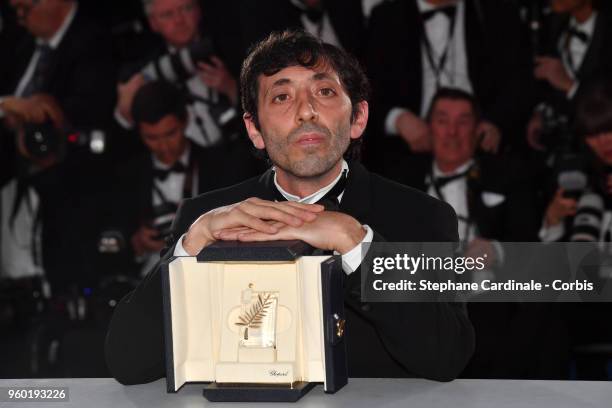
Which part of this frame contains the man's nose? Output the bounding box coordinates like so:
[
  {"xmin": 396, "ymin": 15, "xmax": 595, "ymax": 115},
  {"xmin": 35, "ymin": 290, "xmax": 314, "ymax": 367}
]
[
  {"xmin": 295, "ymin": 92, "xmax": 318, "ymax": 123},
  {"xmin": 174, "ymin": 9, "xmax": 188, "ymax": 26}
]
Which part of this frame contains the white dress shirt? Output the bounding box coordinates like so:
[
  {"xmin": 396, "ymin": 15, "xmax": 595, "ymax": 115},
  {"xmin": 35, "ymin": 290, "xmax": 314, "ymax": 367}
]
[
  {"xmin": 174, "ymin": 160, "xmax": 374, "ymax": 275},
  {"xmin": 115, "ymin": 45, "xmax": 225, "ymax": 148},
  {"xmin": 385, "ymin": 0, "xmax": 473, "ymax": 134},
  {"xmin": 290, "ymin": 0, "xmax": 342, "ymax": 48},
  {"xmin": 0, "ymin": 5, "xmax": 76, "ymax": 278},
  {"xmin": 0, "ymin": 180, "xmax": 44, "ymax": 279},
  {"xmin": 151, "ymin": 145, "xmax": 195, "ymax": 207},
  {"xmin": 559, "ymin": 11, "xmax": 597, "ymax": 99},
  {"xmin": 427, "ymin": 159, "xmax": 474, "ymax": 242},
  {"xmin": 427, "ymin": 159, "xmax": 505, "ymax": 267},
  {"xmin": 140, "ymin": 146, "xmax": 195, "ymax": 276}
]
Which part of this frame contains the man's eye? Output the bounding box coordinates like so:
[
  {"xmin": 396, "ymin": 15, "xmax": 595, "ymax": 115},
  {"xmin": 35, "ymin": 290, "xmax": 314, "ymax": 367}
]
[
  {"xmin": 272, "ymin": 94, "xmax": 289, "ymax": 103},
  {"xmin": 318, "ymin": 88, "xmax": 336, "ymax": 97}
]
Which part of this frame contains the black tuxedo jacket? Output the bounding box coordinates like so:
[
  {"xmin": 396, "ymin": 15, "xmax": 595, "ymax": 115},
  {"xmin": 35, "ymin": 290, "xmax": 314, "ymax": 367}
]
[
  {"xmin": 392, "ymin": 153, "xmax": 571, "ymax": 378},
  {"xmin": 239, "ymin": 0, "xmax": 366, "ymax": 59},
  {"xmin": 536, "ymin": 10, "xmax": 612, "ymax": 116},
  {"xmin": 107, "ymin": 143, "xmax": 258, "ymax": 249},
  {"xmin": 1, "ymin": 7, "xmax": 116, "ymax": 129},
  {"xmin": 105, "ymin": 161, "xmax": 475, "ymax": 384},
  {"xmin": 365, "ymin": 0, "xmax": 528, "ymax": 163},
  {"xmin": 394, "ymin": 153, "xmax": 540, "ymax": 241}
]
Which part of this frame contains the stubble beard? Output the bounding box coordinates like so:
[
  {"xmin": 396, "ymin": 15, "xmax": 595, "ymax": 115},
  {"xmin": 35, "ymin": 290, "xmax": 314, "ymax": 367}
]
[{"xmin": 265, "ymin": 121, "xmax": 351, "ymax": 179}]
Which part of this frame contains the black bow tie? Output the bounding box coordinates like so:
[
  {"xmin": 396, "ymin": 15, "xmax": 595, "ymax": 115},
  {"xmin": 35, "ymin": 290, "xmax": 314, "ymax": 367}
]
[
  {"xmin": 566, "ymin": 27, "xmax": 589, "ymax": 44},
  {"xmin": 421, "ymin": 5, "xmax": 457, "ymax": 22},
  {"xmin": 273, "ymin": 169, "xmax": 348, "ymax": 211},
  {"xmin": 431, "ymin": 167, "xmax": 471, "ymax": 189},
  {"xmin": 153, "ymin": 161, "xmax": 187, "ymax": 181}
]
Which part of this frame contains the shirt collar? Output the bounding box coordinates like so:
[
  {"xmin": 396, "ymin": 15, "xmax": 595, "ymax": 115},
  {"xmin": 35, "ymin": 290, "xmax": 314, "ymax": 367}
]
[
  {"xmin": 432, "ymin": 158, "xmax": 474, "ymax": 179},
  {"xmin": 38, "ymin": 3, "xmax": 77, "ymax": 49},
  {"xmin": 152, "ymin": 142, "xmax": 191, "ymax": 170},
  {"xmin": 274, "ymin": 160, "xmax": 349, "ymax": 204},
  {"xmin": 569, "ymin": 11, "xmax": 597, "ymax": 37}
]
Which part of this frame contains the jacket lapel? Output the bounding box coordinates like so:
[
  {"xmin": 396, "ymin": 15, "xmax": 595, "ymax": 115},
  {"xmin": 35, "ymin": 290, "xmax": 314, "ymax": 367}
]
[
  {"xmin": 339, "ymin": 161, "xmax": 371, "ymax": 221},
  {"xmin": 577, "ymin": 12, "xmax": 603, "ymax": 80},
  {"xmin": 254, "ymin": 168, "xmax": 279, "ymax": 201}
]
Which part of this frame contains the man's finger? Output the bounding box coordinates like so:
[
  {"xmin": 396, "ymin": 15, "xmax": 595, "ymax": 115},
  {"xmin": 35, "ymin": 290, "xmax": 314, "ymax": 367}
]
[
  {"xmin": 230, "ymin": 209, "xmax": 280, "ymax": 234},
  {"xmin": 197, "ymin": 62, "xmax": 218, "ymax": 74},
  {"xmin": 252, "ymin": 201, "xmax": 321, "ymax": 221},
  {"xmin": 236, "ymin": 229, "xmax": 295, "ymax": 243},
  {"xmin": 238, "ymin": 201, "xmax": 308, "ymax": 227},
  {"xmin": 210, "ymin": 56, "xmax": 224, "ymax": 68},
  {"xmin": 41, "ymin": 103, "xmax": 64, "ymax": 127},
  {"xmin": 247, "ymin": 197, "xmax": 324, "ymax": 211}
]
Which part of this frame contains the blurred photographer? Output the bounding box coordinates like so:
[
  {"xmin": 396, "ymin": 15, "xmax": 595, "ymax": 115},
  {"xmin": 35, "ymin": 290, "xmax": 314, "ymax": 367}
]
[
  {"xmin": 114, "ymin": 0, "xmax": 240, "ymax": 148},
  {"xmin": 540, "ymin": 79, "xmax": 612, "ymax": 242},
  {"xmin": 0, "ymin": 0, "xmax": 115, "ymax": 294},
  {"xmin": 106, "ymin": 81, "xmax": 255, "ymax": 276},
  {"xmin": 0, "ymin": 0, "xmax": 115, "ymax": 131},
  {"xmin": 539, "ymin": 78, "xmax": 612, "ymax": 378},
  {"xmin": 527, "ymin": 0, "xmax": 612, "ymax": 151}
]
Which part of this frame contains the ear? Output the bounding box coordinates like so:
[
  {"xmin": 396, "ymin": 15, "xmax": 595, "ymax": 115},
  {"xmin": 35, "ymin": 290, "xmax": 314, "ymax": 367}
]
[
  {"xmin": 243, "ymin": 113, "xmax": 266, "ymax": 150},
  {"xmin": 350, "ymin": 101, "xmax": 369, "ymax": 140}
]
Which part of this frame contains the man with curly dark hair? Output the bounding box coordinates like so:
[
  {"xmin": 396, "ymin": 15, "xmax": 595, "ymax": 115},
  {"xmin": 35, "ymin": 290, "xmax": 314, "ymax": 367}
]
[{"xmin": 105, "ymin": 30, "xmax": 474, "ymax": 385}]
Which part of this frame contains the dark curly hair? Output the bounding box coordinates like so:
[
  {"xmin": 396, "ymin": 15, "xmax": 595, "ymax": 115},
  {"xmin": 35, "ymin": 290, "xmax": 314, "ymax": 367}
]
[{"xmin": 240, "ymin": 30, "xmax": 370, "ymax": 160}]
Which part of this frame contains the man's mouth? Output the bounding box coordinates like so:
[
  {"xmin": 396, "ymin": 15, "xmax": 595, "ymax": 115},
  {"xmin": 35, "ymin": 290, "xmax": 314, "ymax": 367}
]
[{"xmin": 295, "ymin": 132, "xmax": 325, "ymax": 146}]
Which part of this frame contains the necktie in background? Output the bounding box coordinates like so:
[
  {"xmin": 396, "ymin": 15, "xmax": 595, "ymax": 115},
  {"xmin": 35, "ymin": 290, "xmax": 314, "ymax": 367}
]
[{"xmin": 20, "ymin": 44, "xmax": 53, "ymax": 97}]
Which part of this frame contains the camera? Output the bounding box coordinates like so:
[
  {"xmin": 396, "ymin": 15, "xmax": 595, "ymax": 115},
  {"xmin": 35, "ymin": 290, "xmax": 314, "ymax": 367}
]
[
  {"xmin": 571, "ymin": 193, "xmax": 604, "ymax": 242},
  {"xmin": 22, "ymin": 122, "xmax": 107, "ymax": 161},
  {"xmin": 539, "ymin": 104, "xmax": 574, "ymax": 153},
  {"xmin": 151, "ymin": 202, "xmax": 178, "ymax": 242}
]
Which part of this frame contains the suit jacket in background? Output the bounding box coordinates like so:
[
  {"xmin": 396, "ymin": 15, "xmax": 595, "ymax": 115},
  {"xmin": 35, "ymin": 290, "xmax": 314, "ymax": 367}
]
[
  {"xmin": 394, "ymin": 152, "xmax": 541, "ymax": 242},
  {"xmin": 392, "ymin": 152, "xmax": 569, "ymax": 379},
  {"xmin": 105, "ymin": 142, "xmax": 260, "ymax": 256},
  {"xmin": 240, "ymin": 0, "xmax": 366, "ymax": 60},
  {"xmin": 535, "ymin": 9, "xmax": 612, "ymax": 118},
  {"xmin": 365, "ymin": 0, "xmax": 530, "ymax": 171},
  {"xmin": 104, "ymin": 161, "xmax": 475, "ymax": 385},
  {"xmin": 1, "ymin": 6, "xmax": 116, "ymax": 130}
]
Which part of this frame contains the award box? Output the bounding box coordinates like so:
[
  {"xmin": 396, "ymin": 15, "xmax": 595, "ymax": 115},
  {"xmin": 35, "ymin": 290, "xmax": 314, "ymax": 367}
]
[{"xmin": 161, "ymin": 240, "xmax": 348, "ymax": 402}]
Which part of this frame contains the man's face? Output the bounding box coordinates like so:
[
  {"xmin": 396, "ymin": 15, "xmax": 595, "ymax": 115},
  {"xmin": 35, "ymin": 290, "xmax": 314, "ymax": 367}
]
[
  {"xmin": 244, "ymin": 65, "xmax": 367, "ymax": 179},
  {"xmin": 586, "ymin": 133, "xmax": 612, "ymax": 166},
  {"xmin": 550, "ymin": 0, "xmax": 590, "ymax": 14},
  {"xmin": 11, "ymin": 0, "xmax": 63, "ymax": 38},
  {"xmin": 139, "ymin": 114, "xmax": 188, "ymax": 166},
  {"xmin": 148, "ymin": 0, "xmax": 200, "ymax": 49},
  {"xmin": 430, "ymin": 98, "xmax": 479, "ymax": 170}
]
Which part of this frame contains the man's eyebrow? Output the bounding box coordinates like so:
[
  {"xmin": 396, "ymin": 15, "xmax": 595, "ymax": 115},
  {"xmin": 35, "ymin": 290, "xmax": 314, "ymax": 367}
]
[
  {"xmin": 264, "ymin": 78, "xmax": 291, "ymax": 97},
  {"xmin": 312, "ymin": 72, "xmax": 336, "ymax": 81},
  {"xmin": 271, "ymin": 78, "xmax": 291, "ymax": 87}
]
